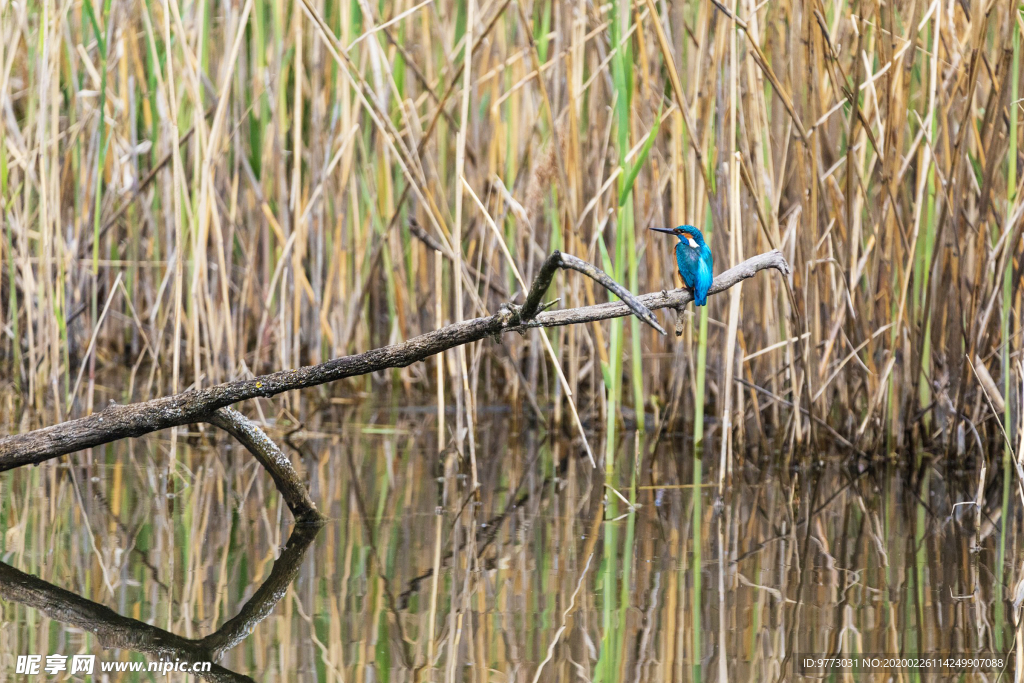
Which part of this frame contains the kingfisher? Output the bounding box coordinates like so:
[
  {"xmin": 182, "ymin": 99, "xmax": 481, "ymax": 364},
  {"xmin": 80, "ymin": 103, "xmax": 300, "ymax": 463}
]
[{"xmin": 649, "ymin": 225, "xmax": 714, "ymax": 306}]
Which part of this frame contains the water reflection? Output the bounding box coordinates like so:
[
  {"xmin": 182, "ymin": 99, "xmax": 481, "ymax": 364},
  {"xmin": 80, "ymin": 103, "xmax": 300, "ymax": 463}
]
[
  {"xmin": 0, "ymin": 407, "xmax": 1018, "ymax": 681},
  {"xmin": 0, "ymin": 525, "xmax": 318, "ymax": 682}
]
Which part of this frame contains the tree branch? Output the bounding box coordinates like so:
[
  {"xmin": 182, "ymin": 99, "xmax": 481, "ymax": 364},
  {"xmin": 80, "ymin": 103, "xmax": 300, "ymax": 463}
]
[
  {"xmin": 519, "ymin": 250, "xmax": 666, "ymax": 334},
  {"xmin": 205, "ymin": 409, "xmax": 325, "ymax": 525},
  {"xmin": 0, "ymin": 249, "xmax": 789, "ymax": 474}
]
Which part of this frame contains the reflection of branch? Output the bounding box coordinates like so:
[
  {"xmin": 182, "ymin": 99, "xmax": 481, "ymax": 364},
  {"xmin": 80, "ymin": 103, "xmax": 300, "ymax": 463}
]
[
  {"xmin": 0, "ymin": 251, "xmax": 790, "ymax": 470},
  {"xmin": 0, "ymin": 524, "xmax": 320, "ymax": 681},
  {"xmin": 199, "ymin": 524, "xmax": 320, "ymax": 658}
]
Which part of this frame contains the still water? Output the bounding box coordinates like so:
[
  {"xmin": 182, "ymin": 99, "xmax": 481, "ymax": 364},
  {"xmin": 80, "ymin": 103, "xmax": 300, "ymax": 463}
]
[{"xmin": 0, "ymin": 403, "xmax": 1018, "ymax": 681}]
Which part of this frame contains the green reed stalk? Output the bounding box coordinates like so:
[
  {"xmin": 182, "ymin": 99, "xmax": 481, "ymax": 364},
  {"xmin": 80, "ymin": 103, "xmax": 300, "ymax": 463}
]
[
  {"xmin": 913, "ymin": 466, "xmax": 928, "ymax": 667},
  {"xmin": 625, "ymin": 199, "xmax": 645, "ymax": 431},
  {"xmin": 882, "ymin": 471, "xmax": 894, "ymax": 659},
  {"xmin": 615, "ymin": 438, "xmax": 640, "ymax": 680},
  {"xmin": 549, "ymin": 191, "xmax": 564, "ymax": 420},
  {"xmin": 536, "ymin": 0, "xmax": 551, "ymax": 62},
  {"xmin": 621, "ymin": 111, "xmax": 660, "ymax": 435},
  {"xmin": 76, "ymin": 0, "xmax": 113, "ymax": 407},
  {"xmin": 252, "ymin": 0, "xmax": 267, "ymax": 170},
  {"xmin": 378, "ymin": 504, "xmax": 400, "ymax": 682},
  {"xmin": 1004, "ymin": 15, "xmax": 1017, "ymax": 445},
  {"xmin": 605, "ymin": 0, "xmax": 633, "ymax": 472},
  {"xmin": 597, "ymin": 496, "xmax": 618, "ymax": 683},
  {"xmin": 917, "ymin": 19, "xmax": 939, "ymax": 415},
  {"xmin": 85, "ymin": 0, "xmax": 111, "ymax": 295},
  {"xmin": 616, "ymin": 511, "xmax": 636, "ymax": 680},
  {"xmin": 623, "ymin": 174, "xmax": 646, "ymax": 433}
]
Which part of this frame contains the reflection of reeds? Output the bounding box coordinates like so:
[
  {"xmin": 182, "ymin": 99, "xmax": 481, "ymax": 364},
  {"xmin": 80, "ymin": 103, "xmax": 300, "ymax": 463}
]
[
  {"xmin": 0, "ymin": 521, "xmax": 320, "ymax": 682},
  {"xmin": 0, "ymin": 0, "xmax": 1021, "ymax": 462},
  {"xmin": 2, "ymin": 413, "xmax": 1018, "ymax": 680}
]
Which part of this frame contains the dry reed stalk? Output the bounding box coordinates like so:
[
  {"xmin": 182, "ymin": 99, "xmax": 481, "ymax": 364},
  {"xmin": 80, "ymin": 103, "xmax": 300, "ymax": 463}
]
[
  {"xmin": 463, "ymin": 177, "xmax": 597, "ymax": 466},
  {"xmin": 718, "ymin": 0, "xmax": 743, "ymax": 489},
  {"xmin": 426, "ymin": 247, "xmax": 444, "ymax": 678},
  {"xmin": 452, "ymin": 0, "xmax": 477, "ymax": 490}
]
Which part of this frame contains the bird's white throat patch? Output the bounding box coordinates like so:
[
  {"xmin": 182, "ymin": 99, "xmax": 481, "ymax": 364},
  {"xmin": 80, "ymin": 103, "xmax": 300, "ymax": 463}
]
[{"xmin": 686, "ymin": 236, "xmax": 698, "ymax": 248}]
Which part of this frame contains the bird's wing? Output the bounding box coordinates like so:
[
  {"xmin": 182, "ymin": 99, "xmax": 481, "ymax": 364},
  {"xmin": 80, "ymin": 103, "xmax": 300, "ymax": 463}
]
[
  {"xmin": 675, "ymin": 243, "xmax": 701, "ymax": 288},
  {"xmin": 697, "ymin": 246, "xmax": 713, "ymax": 296}
]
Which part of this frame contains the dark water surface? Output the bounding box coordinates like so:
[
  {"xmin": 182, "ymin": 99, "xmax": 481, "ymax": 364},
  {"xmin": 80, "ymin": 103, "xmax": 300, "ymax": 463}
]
[{"xmin": 0, "ymin": 405, "xmax": 1018, "ymax": 681}]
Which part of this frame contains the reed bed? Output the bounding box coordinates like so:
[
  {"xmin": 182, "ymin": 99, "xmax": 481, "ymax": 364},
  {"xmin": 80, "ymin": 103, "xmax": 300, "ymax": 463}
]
[{"xmin": 0, "ymin": 0, "xmax": 1021, "ymax": 463}]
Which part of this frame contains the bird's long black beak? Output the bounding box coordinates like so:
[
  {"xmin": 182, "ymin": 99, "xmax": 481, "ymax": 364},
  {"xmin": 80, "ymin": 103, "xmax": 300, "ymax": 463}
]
[{"xmin": 649, "ymin": 227, "xmax": 676, "ymax": 235}]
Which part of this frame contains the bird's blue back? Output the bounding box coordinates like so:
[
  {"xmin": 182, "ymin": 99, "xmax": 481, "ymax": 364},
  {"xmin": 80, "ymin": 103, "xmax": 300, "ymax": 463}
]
[{"xmin": 675, "ymin": 242, "xmax": 714, "ymax": 306}]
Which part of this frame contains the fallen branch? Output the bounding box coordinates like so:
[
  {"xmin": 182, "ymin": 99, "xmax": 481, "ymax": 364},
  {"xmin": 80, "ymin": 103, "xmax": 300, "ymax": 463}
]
[
  {"xmin": 205, "ymin": 408, "xmax": 324, "ymax": 524},
  {"xmin": 0, "ymin": 250, "xmax": 789, "ymax": 515}
]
